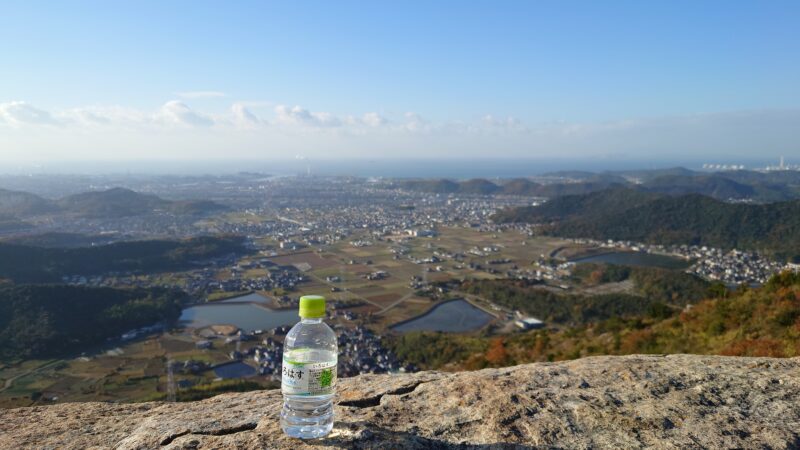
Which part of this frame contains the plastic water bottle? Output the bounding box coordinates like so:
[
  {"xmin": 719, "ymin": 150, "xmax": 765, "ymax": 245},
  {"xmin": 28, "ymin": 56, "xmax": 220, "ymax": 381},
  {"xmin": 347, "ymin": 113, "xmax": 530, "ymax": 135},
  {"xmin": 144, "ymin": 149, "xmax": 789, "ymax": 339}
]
[{"xmin": 280, "ymin": 295, "xmax": 338, "ymax": 439}]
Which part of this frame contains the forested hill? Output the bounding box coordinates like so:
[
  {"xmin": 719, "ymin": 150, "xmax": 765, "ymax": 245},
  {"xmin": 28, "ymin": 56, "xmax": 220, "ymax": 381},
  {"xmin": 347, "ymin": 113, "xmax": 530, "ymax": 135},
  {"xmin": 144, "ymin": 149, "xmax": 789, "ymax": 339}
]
[
  {"xmin": 0, "ymin": 235, "xmax": 248, "ymax": 283},
  {"xmin": 493, "ymin": 187, "xmax": 800, "ymax": 260},
  {"xmin": 493, "ymin": 187, "xmax": 660, "ymax": 222},
  {"xmin": 460, "ymin": 264, "xmax": 710, "ymax": 326},
  {"xmin": 0, "ymin": 188, "xmax": 58, "ymax": 216},
  {"xmin": 0, "ymin": 187, "xmax": 226, "ymax": 219},
  {"xmin": 395, "ymin": 178, "xmax": 622, "ymax": 197},
  {"xmin": 0, "ymin": 285, "xmax": 186, "ymax": 360},
  {"xmin": 394, "ymin": 169, "xmax": 800, "ymax": 202},
  {"xmin": 642, "ymin": 174, "xmax": 793, "ymax": 202},
  {"xmin": 57, "ymin": 188, "xmax": 227, "ymax": 218},
  {"xmin": 56, "ymin": 188, "xmax": 167, "ymax": 217}
]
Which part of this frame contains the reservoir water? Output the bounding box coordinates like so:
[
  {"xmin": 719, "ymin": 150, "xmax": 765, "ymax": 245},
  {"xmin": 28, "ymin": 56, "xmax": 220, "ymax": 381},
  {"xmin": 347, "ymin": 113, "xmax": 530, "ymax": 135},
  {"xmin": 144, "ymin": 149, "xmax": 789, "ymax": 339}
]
[
  {"xmin": 213, "ymin": 361, "xmax": 257, "ymax": 379},
  {"xmin": 179, "ymin": 302, "xmax": 297, "ymax": 332},
  {"xmin": 571, "ymin": 251, "xmax": 689, "ymax": 270},
  {"xmin": 391, "ymin": 299, "xmax": 494, "ymax": 333}
]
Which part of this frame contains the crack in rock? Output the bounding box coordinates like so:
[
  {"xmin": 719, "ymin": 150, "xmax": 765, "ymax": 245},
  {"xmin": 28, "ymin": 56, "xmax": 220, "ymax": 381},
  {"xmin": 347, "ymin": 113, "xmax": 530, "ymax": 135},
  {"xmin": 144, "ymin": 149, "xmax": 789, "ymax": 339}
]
[
  {"xmin": 160, "ymin": 422, "xmax": 258, "ymax": 446},
  {"xmin": 339, "ymin": 381, "xmax": 426, "ymax": 408}
]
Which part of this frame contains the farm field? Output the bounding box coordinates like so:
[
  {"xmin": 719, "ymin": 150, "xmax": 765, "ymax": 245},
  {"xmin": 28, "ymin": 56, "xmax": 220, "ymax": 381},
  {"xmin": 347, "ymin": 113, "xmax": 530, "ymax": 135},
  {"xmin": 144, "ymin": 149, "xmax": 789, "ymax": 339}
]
[
  {"xmin": 298, "ymin": 227, "xmax": 581, "ymax": 318},
  {"xmin": 0, "ymin": 228, "xmax": 587, "ymax": 407},
  {"xmin": 0, "ymin": 332, "xmax": 276, "ymax": 408}
]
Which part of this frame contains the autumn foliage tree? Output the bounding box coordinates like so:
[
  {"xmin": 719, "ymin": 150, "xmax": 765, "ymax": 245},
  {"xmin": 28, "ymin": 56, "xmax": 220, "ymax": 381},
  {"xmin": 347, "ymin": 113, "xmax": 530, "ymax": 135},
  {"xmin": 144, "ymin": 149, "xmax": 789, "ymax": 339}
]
[{"xmin": 485, "ymin": 337, "xmax": 509, "ymax": 366}]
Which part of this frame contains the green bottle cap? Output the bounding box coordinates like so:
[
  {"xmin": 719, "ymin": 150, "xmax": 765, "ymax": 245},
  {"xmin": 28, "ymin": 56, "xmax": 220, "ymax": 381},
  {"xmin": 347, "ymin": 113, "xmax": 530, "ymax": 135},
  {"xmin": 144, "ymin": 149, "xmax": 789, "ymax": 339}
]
[{"xmin": 299, "ymin": 295, "xmax": 326, "ymax": 318}]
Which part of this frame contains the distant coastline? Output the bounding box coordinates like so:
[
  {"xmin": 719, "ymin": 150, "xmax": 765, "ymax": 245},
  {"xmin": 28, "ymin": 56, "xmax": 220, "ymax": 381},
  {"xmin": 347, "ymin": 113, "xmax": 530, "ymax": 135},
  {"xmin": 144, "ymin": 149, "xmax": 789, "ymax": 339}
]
[{"xmin": 2, "ymin": 157, "xmax": 785, "ymax": 178}]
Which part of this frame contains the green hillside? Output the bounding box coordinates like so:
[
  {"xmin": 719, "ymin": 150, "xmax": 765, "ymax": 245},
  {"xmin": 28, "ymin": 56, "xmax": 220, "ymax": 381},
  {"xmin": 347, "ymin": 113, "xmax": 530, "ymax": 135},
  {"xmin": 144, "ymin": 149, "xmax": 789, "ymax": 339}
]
[
  {"xmin": 0, "ymin": 187, "xmax": 226, "ymax": 219},
  {"xmin": 57, "ymin": 188, "xmax": 166, "ymax": 217},
  {"xmin": 494, "ymin": 187, "xmax": 800, "ymax": 260},
  {"xmin": 397, "ymin": 179, "xmax": 461, "ymax": 193},
  {"xmin": 499, "ymin": 178, "xmax": 542, "ymax": 195},
  {"xmin": 394, "ymin": 171, "xmax": 798, "ymax": 201},
  {"xmin": 397, "ymin": 178, "xmax": 621, "ymax": 197},
  {"xmin": 642, "ymin": 174, "xmax": 793, "ymax": 201},
  {"xmin": 169, "ymin": 199, "xmax": 228, "ymax": 215},
  {"xmin": 57, "ymin": 187, "xmax": 226, "ymax": 218},
  {"xmin": 0, "ymin": 189, "xmax": 57, "ymax": 216},
  {"xmin": 0, "ymin": 285, "xmax": 186, "ymax": 360},
  {"xmin": 492, "ymin": 187, "xmax": 658, "ymax": 222},
  {"xmin": 458, "ymin": 178, "xmax": 502, "ymax": 194},
  {"xmin": 0, "ymin": 235, "xmax": 248, "ymax": 283},
  {"xmin": 460, "ymin": 265, "xmax": 709, "ymax": 325}
]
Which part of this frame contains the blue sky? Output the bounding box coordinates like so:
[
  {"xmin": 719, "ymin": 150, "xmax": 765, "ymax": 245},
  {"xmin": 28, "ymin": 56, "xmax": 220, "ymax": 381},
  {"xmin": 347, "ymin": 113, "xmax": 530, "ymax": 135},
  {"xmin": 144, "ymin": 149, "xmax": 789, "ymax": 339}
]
[{"xmin": 1, "ymin": 1, "xmax": 799, "ymax": 165}]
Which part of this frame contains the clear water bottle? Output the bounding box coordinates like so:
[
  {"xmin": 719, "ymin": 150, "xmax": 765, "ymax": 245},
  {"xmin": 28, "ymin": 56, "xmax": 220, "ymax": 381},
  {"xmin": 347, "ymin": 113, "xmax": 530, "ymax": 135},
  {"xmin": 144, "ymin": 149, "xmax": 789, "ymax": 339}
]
[{"xmin": 280, "ymin": 295, "xmax": 337, "ymax": 439}]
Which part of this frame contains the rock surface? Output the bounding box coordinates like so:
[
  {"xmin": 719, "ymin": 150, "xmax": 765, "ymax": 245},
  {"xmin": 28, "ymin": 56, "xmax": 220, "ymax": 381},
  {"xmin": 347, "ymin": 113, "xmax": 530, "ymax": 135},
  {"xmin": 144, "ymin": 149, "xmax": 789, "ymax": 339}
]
[{"xmin": 1, "ymin": 354, "xmax": 799, "ymax": 449}]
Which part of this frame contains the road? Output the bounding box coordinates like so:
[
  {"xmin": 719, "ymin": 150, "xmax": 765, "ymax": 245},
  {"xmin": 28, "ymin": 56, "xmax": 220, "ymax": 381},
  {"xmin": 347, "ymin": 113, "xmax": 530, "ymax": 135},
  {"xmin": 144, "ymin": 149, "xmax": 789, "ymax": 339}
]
[
  {"xmin": 304, "ymin": 270, "xmax": 383, "ymax": 309},
  {"xmin": 276, "ymin": 216, "xmax": 305, "ymax": 226},
  {"xmin": 1, "ymin": 359, "xmax": 64, "ymax": 393},
  {"xmin": 455, "ymin": 292, "xmax": 503, "ymax": 318},
  {"xmin": 375, "ymin": 291, "xmax": 415, "ymax": 315}
]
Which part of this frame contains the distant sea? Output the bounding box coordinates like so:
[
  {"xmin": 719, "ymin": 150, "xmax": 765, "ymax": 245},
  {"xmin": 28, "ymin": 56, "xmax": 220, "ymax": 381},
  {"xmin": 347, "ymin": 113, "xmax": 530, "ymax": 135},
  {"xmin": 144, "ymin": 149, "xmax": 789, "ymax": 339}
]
[{"xmin": 4, "ymin": 157, "xmax": 785, "ymax": 178}]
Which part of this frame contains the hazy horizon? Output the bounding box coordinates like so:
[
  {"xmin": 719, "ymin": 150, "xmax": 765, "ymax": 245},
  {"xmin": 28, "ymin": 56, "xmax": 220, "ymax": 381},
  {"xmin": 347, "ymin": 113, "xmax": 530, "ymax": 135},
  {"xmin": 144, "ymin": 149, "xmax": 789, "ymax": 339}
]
[{"xmin": 0, "ymin": 155, "xmax": 790, "ymax": 178}]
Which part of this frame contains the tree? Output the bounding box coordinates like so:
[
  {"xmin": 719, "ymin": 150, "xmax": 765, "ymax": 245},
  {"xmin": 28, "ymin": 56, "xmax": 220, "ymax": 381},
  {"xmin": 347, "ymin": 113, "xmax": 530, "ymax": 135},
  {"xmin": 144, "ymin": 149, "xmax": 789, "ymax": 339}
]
[{"xmin": 485, "ymin": 337, "xmax": 508, "ymax": 366}]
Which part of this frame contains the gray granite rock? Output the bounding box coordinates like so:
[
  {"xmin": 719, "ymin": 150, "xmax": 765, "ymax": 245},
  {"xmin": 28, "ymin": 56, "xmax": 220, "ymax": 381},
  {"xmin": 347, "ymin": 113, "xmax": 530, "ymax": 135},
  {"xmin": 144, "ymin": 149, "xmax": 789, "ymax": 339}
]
[{"xmin": 1, "ymin": 354, "xmax": 799, "ymax": 449}]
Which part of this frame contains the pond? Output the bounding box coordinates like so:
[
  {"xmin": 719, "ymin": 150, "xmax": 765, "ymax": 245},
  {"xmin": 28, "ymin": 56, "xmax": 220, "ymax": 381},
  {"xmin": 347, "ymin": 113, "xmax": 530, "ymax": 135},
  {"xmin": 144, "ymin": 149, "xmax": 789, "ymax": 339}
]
[
  {"xmin": 179, "ymin": 302, "xmax": 298, "ymax": 332},
  {"xmin": 391, "ymin": 299, "xmax": 494, "ymax": 333},
  {"xmin": 571, "ymin": 251, "xmax": 690, "ymax": 270},
  {"xmin": 214, "ymin": 361, "xmax": 256, "ymax": 379}
]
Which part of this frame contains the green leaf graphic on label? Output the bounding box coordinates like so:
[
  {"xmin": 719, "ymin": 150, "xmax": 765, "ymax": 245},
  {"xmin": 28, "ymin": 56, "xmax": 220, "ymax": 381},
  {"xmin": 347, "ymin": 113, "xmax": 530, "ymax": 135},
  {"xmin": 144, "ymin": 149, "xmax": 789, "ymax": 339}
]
[{"xmin": 319, "ymin": 369, "xmax": 333, "ymax": 388}]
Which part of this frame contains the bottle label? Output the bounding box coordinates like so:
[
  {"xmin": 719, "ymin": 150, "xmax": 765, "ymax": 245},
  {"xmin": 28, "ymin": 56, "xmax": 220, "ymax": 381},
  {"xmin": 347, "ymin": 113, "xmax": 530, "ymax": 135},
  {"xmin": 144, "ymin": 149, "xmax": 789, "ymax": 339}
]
[{"xmin": 281, "ymin": 358, "xmax": 337, "ymax": 395}]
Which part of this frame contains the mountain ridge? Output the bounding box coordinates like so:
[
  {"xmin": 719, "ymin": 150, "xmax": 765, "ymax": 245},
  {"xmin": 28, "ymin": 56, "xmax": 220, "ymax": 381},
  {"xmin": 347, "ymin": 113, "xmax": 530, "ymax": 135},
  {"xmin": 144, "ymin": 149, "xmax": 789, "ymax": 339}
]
[
  {"xmin": 493, "ymin": 187, "xmax": 800, "ymax": 259},
  {"xmin": 0, "ymin": 187, "xmax": 226, "ymax": 219}
]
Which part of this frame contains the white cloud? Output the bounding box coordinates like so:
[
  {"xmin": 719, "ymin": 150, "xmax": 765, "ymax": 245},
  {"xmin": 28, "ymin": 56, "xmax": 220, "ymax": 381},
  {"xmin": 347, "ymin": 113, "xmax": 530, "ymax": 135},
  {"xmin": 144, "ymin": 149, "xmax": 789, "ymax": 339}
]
[
  {"xmin": 157, "ymin": 100, "xmax": 215, "ymax": 127},
  {"xmin": 343, "ymin": 112, "xmax": 388, "ymax": 128},
  {"xmin": 59, "ymin": 105, "xmax": 154, "ymax": 129},
  {"xmin": 0, "ymin": 101, "xmax": 59, "ymax": 126},
  {"xmin": 403, "ymin": 112, "xmax": 428, "ymax": 132},
  {"xmin": 274, "ymin": 105, "xmax": 341, "ymax": 127},
  {"xmin": 64, "ymin": 109, "xmax": 112, "ymax": 125},
  {"xmin": 482, "ymin": 114, "xmax": 522, "ymax": 129},
  {"xmin": 231, "ymin": 103, "xmax": 262, "ymax": 129},
  {"xmin": 174, "ymin": 91, "xmax": 226, "ymax": 99},
  {"xmin": 362, "ymin": 112, "xmax": 387, "ymax": 127},
  {"xmin": 1, "ymin": 100, "xmax": 798, "ymax": 162}
]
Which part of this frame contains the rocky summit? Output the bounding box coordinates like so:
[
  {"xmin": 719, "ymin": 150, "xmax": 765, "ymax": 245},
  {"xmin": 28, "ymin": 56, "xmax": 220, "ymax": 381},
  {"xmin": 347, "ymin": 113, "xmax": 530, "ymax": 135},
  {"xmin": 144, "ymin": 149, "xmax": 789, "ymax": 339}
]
[{"xmin": 1, "ymin": 354, "xmax": 799, "ymax": 449}]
